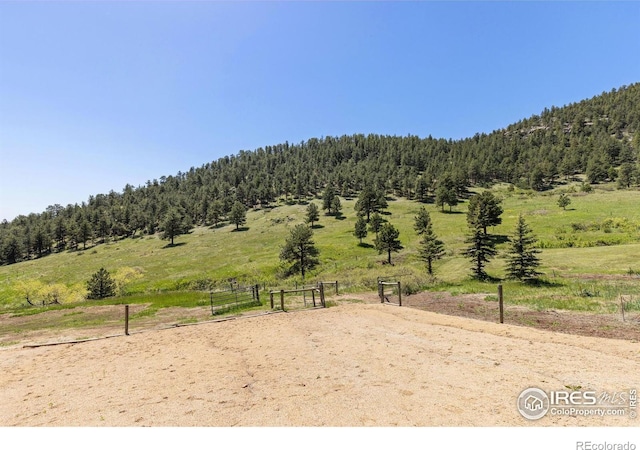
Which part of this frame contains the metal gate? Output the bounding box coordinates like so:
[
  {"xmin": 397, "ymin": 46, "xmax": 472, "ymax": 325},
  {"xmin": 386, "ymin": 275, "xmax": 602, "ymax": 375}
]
[{"xmin": 210, "ymin": 284, "xmax": 261, "ymax": 315}]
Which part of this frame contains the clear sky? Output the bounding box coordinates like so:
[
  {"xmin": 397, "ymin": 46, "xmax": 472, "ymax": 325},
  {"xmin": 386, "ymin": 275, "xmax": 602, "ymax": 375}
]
[{"xmin": 1, "ymin": 1, "xmax": 639, "ymax": 222}]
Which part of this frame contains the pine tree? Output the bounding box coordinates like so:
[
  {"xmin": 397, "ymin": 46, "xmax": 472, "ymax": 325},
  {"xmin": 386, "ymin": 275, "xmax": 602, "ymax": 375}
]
[
  {"xmin": 617, "ymin": 163, "xmax": 635, "ymax": 189},
  {"xmin": 331, "ymin": 196, "xmax": 342, "ymax": 217},
  {"xmin": 557, "ymin": 193, "xmax": 571, "ymax": 210},
  {"xmin": 505, "ymin": 214, "xmax": 542, "ymax": 281},
  {"xmin": 435, "ymin": 185, "xmax": 458, "ymax": 212},
  {"xmin": 418, "ymin": 221, "xmax": 445, "ymax": 276},
  {"xmin": 33, "ymin": 227, "xmax": 50, "ymax": 258},
  {"xmin": 280, "ymin": 224, "xmax": 319, "ymax": 278},
  {"xmin": 414, "ymin": 177, "xmax": 430, "ymax": 202},
  {"xmin": 467, "ymin": 191, "xmax": 503, "ymax": 235},
  {"xmin": 355, "ymin": 185, "xmax": 387, "ymax": 221},
  {"xmin": 374, "ymin": 223, "xmax": 402, "ymax": 265},
  {"xmin": 322, "ymin": 185, "xmax": 336, "ymax": 215},
  {"xmin": 229, "ymin": 201, "xmax": 247, "ymax": 230},
  {"xmin": 161, "ymin": 208, "xmax": 185, "ymax": 245},
  {"xmin": 369, "ymin": 213, "xmax": 384, "ymax": 237},
  {"xmin": 306, "ymin": 202, "xmax": 320, "ymax": 228},
  {"xmin": 208, "ymin": 199, "xmax": 224, "ymax": 227},
  {"xmin": 86, "ymin": 267, "xmax": 116, "ymax": 300},
  {"xmin": 79, "ymin": 219, "xmax": 93, "ymax": 250},
  {"xmin": 463, "ymin": 218, "xmax": 497, "ymax": 281},
  {"xmin": 2, "ymin": 235, "xmax": 22, "ymax": 264},
  {"xmin": 414, "ymin": 206, "xmax": 431, "ymax": 235},
  {"xmin": 354, "ymin": 216, "xmax": 368, "ymax": 244}
]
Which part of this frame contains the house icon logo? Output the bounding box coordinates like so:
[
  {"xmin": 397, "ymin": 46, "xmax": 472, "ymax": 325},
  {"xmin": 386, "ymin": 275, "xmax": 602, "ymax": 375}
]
[{"xmin": 517, "ymin": 387, "xmax": 550, "ymax": 420}]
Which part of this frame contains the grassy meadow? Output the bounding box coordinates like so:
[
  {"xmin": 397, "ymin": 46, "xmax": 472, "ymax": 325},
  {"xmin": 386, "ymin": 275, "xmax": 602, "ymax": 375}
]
[{"xmin": 1, "ymin": 182, "xmax": 640, "ymax": 319}]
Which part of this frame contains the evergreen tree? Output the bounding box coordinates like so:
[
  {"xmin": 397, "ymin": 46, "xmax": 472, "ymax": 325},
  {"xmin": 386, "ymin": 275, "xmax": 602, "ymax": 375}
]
[
  {"xmin": 229, "ymin": 201, "xmax": 247, "ymax": 230},
  {"xmin": 413, "ymin": 206, "xmax": 432, "ymax": 235},
  {"xmin": 369, "ymin": 212, "xmax": 384, "ymax": 237},
  {"xmin": 322, "ymin": 185, "xmax": 336, "ymax": 215},
  {"xmin": 529, "ymin": 166, "xmax": 545, "ymax": 191},
  {"xmin": 22, "ymin": 227, "xmax": 33, "ymax": 259},
  {"xmin": 505, "ymin": 214, "xmax": 542, "ymax": 281},
  {"xmin": 208, "ymin": 199, "xmax": 224, "ymax": 227},
  {"xmin": 354, "ymin": 216, "xmax": 368, "ymax": 244},
  {"xmin": 79, "ymin": 219, "xmax": 93, "ymax": 250},
  {"xmin": 2, "ymin": 235, "xmax": 21, "ymax": 264},
  {"xmin": 467, "ymin": 191, "xmax": 503, "ymax": 235},
  {"xmin": 414, "ymin": 177, "xmax": 430, "ymax": 202},
  {"xmin": 463, "ymin": 221, "xmax": 497, "ymax": 280},
  {"xmin": 435, "ymin": 185, "xmax": 458, "ymax": 212},
  {"xmin": 586, "ymin": 154, "xmax": 610, "ymax": 183},
  {"xmin": 418, "ymin": 219, "xmax": 445, "ymax": 276},
  {"xmin": 54, "ymin": 217, "xmax": 67, "ymax": 251},
  {"xmin": 374, "ymin": 222, "xmax": 402, "ymax": 265},
  {"xmin": 161, "ymin": 208, "xmax": 186, "ymax": 245},
  {"xmin": 306, "ymin": 202, "xmax": 320, "ymax": 227},
  {"xmin": 86, "ymin": 267, "xmax": 116, "ymax": 300},
  {"xmin": 279, "ymin": 224, "xmax": 319, "ymax": 278},
  {"xmin": 331, "ymin": 195, "xmax": 342, "ymax": 217},
  {"xmin": 617, "ymin": 163, "xmax": 635, "ymax": 188},
  {"xmin": 97, "ymin": 214, "xmax": 111, "ymax": 243},
  {"xmin": 33, "ymin": 227, "xmax": 50, "ymax": 258},
  {"xmin": 355, "ymin": 185, "xmax": 387, "ymax": 221},
  {"xmin": 557, "ymin": 193, "xmax": 571, "ymax": 210},
  {"xmin": 67, "ymin": 220, "xmax": 80, "ymax": 251}
]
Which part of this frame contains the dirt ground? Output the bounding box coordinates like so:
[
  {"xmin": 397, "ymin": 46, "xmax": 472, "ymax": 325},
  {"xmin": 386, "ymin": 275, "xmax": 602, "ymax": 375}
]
[{"xmin": 0, "ymin": 292, "xmax": 638, "ymax": 427}]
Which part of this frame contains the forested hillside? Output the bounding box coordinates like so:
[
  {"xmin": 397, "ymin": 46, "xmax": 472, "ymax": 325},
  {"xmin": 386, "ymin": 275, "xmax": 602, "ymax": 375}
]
[{"xmin": 1, "ymin": 83, "xmax": 639, "ymax": 266}]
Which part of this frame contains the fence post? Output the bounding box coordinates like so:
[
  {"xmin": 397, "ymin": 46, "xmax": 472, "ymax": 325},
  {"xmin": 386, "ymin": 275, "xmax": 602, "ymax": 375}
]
[
  {"xmin": 379, "ymin": 282, "xmax": 384, "ymax": 303},
  {"xmin": 312, "ymin": 288, "xmax": 316, "ymax": 307},
  {"xmin": 270, "ymin": 291, "xmax": 274, "ymax": 309},
  {"xmin": 319, "ymin": 283, "xmax": 326, "ymax": 307},
  {"xmin": 335, "ymin": 280, "xmax": 339, "ymax": 295},
  {"xmin": 124, "ymin": 305, "xmax": 130, "ymax": 336},
  {"xmin": 280, "ymin": 289, "xmax": 285, "ymax": 312},
  {"xmin": 255, "ymin": 284, "xmax": 260, "ymax": 304},
  {"xmin": 498, "ymin": 284, "xmax": 504, "ymax": 324},
  {"xmin": 620, "ymin": 295, "xmax": 625, "ymax": 322},
  {"xmin": 397, "ymin": 281, "xmax": 402, "ymax": 307}
]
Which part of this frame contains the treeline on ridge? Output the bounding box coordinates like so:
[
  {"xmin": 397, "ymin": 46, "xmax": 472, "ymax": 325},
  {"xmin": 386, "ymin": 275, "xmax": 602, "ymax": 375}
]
[{"xmin": 1, "ymin": 83, "xmax": 639, "ymax": 266}]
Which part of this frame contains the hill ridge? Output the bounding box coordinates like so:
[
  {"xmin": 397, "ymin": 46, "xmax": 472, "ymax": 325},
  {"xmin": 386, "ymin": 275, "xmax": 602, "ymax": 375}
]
[{"xmin": 1, "ymin": 82, "xmax": 639, "ymax": 266}]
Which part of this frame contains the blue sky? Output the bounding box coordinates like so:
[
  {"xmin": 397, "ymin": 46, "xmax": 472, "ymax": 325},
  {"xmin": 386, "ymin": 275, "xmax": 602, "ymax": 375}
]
[{"xmin": 1, "ymin": 1, "xmax": 639, "ymax": 221}]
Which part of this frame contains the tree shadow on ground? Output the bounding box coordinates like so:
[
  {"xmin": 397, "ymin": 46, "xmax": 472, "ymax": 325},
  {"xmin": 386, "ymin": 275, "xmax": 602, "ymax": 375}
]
[
  {"xmin": 209, "ymin": 222, "xmax": 228, "ymax": 230},
  {"xmin": 162, "ymin": 242, "xmax": 187, "ymax": 249},
  {"xmin": 522, "ymin": 278, "xmax": 565, "ymax": 288},
  {"xmin": 469, "ymin": 274, "xmax": 503, "ymax": 283},
  {"xmin": 357, "ymin": 242, "xmax": 375, "ymax": 249},
  {"xmin": 231, "ymin": 227, "xmax": 250, "ymax": 232}
]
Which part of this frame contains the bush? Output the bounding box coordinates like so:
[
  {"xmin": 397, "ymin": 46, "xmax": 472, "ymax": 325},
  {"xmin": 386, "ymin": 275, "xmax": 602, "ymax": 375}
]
[{"xmin": 580, "ymin": 182, "xmax": 593, "ymax": 193}]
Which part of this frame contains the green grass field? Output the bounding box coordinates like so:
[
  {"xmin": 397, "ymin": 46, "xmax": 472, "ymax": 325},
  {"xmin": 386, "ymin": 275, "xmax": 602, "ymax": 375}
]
[{"xmin": 1, "ymin": 182, "xmax": 639, "ymax": 318}]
